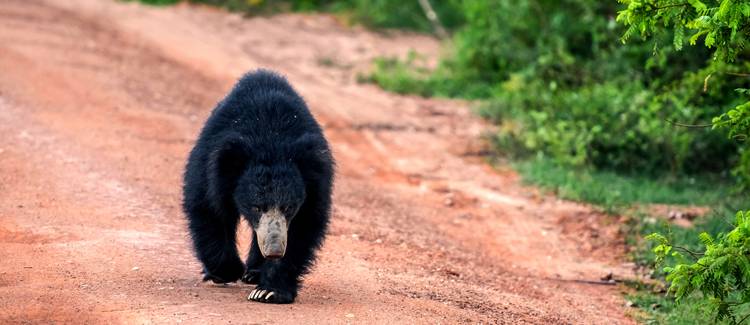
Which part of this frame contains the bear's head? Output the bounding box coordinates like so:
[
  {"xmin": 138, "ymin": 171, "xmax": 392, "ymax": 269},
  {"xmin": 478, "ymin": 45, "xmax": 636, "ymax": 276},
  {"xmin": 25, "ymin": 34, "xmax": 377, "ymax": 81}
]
[{"xmin": 233, "ymin": 162, "xmax": 305, "ymax": 259}]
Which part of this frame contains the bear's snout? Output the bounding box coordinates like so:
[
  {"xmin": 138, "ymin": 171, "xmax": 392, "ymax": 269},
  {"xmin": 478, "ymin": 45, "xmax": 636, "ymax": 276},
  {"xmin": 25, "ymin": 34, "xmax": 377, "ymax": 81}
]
[{"xmin": 256, "ymin": 207, "xmax": 288, "ymax": 259}]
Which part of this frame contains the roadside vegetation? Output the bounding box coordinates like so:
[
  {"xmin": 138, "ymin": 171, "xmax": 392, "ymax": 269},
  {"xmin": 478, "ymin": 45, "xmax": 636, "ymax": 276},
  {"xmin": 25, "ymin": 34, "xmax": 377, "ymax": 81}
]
[
  {"xmin": 133, "ymin": 0, "xmax": 749, "ymax": 323},
  {"xmin": 132, "ymin": 0, "xmax": 465, "ymax": 33}
]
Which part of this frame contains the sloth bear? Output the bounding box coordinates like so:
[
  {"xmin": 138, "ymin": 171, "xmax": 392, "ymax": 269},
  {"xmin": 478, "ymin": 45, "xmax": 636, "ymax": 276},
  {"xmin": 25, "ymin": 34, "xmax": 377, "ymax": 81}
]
[{"xmin": 182, "ymin": 70, "xmax": 334, "ymax": 304}]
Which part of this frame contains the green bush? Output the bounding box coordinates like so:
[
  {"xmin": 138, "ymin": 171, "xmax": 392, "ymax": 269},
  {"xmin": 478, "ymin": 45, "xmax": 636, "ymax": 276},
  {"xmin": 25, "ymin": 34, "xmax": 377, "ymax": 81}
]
[{"xmin": 478, "ymin": 80, "xmax": 739, "ymax": 173}]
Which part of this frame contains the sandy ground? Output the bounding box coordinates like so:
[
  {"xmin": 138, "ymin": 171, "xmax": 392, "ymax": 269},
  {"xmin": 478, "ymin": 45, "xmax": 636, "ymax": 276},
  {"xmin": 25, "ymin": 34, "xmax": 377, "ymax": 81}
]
[{"xmin": 0, "ymin": 0, "xmax": 635, "ymax": 323}]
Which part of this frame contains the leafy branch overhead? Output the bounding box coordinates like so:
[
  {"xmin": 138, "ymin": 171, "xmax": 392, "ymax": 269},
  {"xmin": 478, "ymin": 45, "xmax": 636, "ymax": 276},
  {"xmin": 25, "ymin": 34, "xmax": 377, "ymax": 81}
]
[
  {"xmin": 618, "ymin": 0, "xmax": 750, "ymax": 60},
  {"xmin": 621, "ymin": 0, "xmax": 750, "ymax": 186}
]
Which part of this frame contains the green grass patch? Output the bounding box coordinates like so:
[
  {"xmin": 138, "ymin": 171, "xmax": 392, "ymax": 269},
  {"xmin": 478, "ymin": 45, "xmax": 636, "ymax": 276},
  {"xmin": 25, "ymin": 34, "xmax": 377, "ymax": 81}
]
[
  {"xmin": 627, "ymin": 290, "xmax": 719, "ymax": 324},
  {"xmin": 513, "ymin": 157, "xmax": 734, "ymax": 213},
  {"xmin": 365, "ymin": 54, "xmax": 494, "ymax": 99},
  {"xmin": 362, "ymin": 56, "xmax": 434, "ymax": 96}
]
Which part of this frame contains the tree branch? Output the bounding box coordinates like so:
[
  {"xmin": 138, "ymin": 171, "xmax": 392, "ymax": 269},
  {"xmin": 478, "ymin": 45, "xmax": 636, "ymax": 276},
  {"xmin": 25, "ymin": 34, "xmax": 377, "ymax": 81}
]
[
  {"xmin": 417, "ymin": 0, "xmax": 448, "ymax": 39},
  {"xmin": 673, "ymin": 245, "xmax": 704, "ymax": 259},
  {"xmin": 652, "ymin": 3, "xmax": 690, "ymax": 10},
  {"xmin": 664, "ymin": 119, "xmax": 713, "ymax": 128}
]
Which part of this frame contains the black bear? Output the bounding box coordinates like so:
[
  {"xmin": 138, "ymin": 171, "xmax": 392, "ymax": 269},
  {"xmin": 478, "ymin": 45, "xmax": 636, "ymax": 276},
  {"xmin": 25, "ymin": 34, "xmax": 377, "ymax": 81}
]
[{"xmin": 182, "ymin": 70, "xmax": 334, "ymax": 304}]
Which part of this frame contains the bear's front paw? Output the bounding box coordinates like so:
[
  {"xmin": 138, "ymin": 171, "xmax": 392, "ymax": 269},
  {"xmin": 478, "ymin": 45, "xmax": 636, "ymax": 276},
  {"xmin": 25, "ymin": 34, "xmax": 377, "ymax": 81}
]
[
  {"xmin": 247, "ymin": 287, "xmax": 294, "ymax": 304},
  {"xmin": 201, "ymin": 260, "xmax": 245, "ymax": 284},
  {"xmin": 241, "ymin": 269, "xmax": 260, "ymax": 284}
]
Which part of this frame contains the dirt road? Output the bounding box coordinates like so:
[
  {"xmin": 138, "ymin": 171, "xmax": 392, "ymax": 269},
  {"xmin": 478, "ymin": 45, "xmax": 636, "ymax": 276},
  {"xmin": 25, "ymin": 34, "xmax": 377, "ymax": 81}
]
[{"xmin": 0, "ymin": 1, "xmax": 634, "ymax": 323}]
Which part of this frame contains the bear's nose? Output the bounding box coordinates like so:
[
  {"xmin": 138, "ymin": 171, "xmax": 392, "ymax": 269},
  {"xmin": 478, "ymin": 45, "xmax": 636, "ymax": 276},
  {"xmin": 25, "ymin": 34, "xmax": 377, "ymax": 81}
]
[{"xmin": 263, "ymin": 244, "xmax": 285, "ymax": 259}]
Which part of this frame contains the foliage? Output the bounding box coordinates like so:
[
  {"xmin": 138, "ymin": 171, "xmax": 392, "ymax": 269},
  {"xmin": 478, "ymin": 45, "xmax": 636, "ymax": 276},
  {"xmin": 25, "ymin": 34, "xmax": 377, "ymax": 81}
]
[
  {"xmin": 645, "ymin": 211, "xmax": 750, "ymax": 323},
  {"xmin": 715, "ymin": 99, "xmax": 750, "ymax": 141},
  {"xmin": 626, "ymin": 205, "xmax": 748, "ymax": 324},
  {"xmin": 479, "ymin": 81, "xmax": 740, "ymax": 173},
  {"xmin": 716, "ymin": 100, "xmax": 750, "ymax": 190},
  {"xmin": 617, "ymin": 1, "xmax": 750, "ymax": 322},
  {"xmin": 618, "ymin": 0, "xmax": 750, "ymax": 61},
  {"xmin": 619, "ymin": 0, "xmax": 750, "ymax": 185},
  {"xmin": 627, "ymin": 290, "xmax": 720, "ymax": 324}
]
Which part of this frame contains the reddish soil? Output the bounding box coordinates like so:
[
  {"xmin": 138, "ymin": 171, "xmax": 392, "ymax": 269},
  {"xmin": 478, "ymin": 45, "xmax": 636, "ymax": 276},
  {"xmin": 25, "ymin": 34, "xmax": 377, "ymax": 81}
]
[{"xmin": 0, "ymin": 1, "xmax": 635, "ymax": 323}]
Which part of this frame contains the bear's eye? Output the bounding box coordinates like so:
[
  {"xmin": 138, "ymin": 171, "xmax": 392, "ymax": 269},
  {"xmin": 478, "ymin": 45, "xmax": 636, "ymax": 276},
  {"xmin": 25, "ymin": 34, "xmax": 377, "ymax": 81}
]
[{"xmin": 250, "ymin": 206, "xmax": 261, "ymax": 213}]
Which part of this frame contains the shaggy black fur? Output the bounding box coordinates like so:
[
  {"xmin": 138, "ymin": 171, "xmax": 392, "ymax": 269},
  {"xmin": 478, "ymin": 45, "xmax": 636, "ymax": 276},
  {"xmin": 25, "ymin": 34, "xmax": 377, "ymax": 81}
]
[{"xmin": 182, "ymin": 70, "xmax": 334, "ymax": 304}]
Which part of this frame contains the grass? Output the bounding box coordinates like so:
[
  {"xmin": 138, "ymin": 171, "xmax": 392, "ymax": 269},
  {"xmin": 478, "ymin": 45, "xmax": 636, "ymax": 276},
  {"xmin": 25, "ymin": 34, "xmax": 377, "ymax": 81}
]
[
  {"xmin": 627, "ymin": 290, "xmax": 719, "ymax": 324},
  {"xmin": 628, "ymin": 288, "xmax": 750, "ymax": 324},
  {"xmin": 362, "ymin": 55, "xmax": 434, "ymax": 96},
  {"xmin": 363, "ymin": 54, "xmax": 495, "ymax": 99},
  {"xmin": 513, "ymin": 157, "xmax": 734, "ymax": 213}
]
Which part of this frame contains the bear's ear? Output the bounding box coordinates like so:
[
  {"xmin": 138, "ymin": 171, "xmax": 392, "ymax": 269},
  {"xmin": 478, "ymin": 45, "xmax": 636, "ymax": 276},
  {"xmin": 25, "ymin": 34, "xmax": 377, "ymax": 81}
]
[
  {"xmin": 292, "ymin": 133, "xmax": 333, "ymax": 180},
  {"xmin": 206, "ymin": 133, "xmax": 252, "ymax": 211}
]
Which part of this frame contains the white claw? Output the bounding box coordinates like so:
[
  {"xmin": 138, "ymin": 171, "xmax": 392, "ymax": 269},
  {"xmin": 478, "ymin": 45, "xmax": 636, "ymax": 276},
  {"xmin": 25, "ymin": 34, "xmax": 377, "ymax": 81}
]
[
  {"xmin": 265, "ymin": 291, "xmax": 274, "ymax": 300},
  {"xmin": 253, "ymin": 290, "xmax": 261, "ymax": 300},
  {"xmin": 247, "ymin": 290, "xmax": 256, "ymax": 300},
  {"xmin": 258, "ymin": 290, "xmax": 268, "ymax": 299}
]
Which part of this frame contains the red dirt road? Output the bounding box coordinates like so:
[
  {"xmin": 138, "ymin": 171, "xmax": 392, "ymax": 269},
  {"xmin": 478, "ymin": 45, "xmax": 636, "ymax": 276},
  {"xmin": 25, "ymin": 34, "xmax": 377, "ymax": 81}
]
[{"xmin": 0, "ymin": 1, "xmax": 634, "ymax": 323}]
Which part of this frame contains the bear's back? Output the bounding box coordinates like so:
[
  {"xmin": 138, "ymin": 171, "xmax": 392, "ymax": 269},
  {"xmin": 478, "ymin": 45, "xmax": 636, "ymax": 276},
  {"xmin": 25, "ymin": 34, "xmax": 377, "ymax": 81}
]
[
  {"xmin": 196, "ymin": 70, "xmax": 325, "ymax": 164},
  {"xmin": 210, "ymin": 71, "xmax": 318, "ymax": 136}
]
